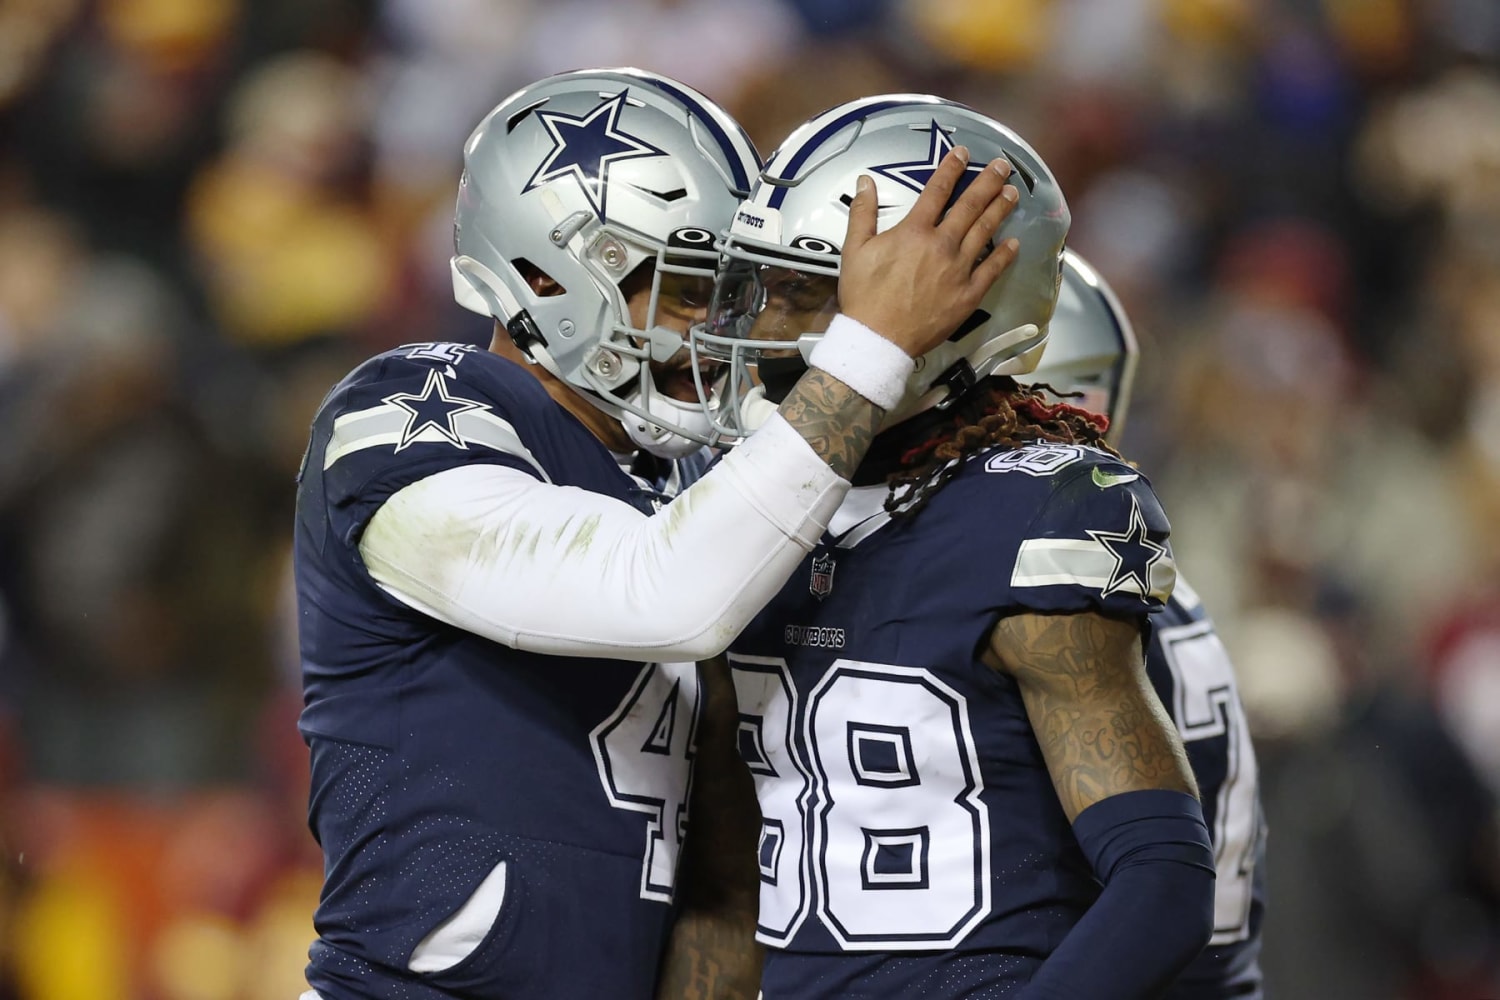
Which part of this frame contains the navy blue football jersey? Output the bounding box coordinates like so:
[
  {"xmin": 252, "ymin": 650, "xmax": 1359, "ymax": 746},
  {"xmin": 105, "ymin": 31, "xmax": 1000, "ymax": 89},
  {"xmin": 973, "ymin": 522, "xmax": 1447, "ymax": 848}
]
[
  {"xmin": 295, "ymin": 342, "xmax": 702, "ymax": 1000},
  {"xmin": 1148, "ymin": 579, "xmax": 1266, "ymax": 1000},
  {"xmin": 728, "ymin": 442, "xmax": 1178, "ymax": 998}
]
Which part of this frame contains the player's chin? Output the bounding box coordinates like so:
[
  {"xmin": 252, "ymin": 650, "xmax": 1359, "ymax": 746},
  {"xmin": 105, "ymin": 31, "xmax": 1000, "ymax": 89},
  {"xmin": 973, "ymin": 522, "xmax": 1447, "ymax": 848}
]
[{"xmin": 656, "ymin": 368, "xmax": 703, "ymax": 403}]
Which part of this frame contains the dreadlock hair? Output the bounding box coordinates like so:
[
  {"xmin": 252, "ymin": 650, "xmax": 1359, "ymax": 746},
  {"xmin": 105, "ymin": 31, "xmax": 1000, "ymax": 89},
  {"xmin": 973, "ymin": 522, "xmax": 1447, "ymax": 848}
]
[{"xmin": 884, "ymin": 376, "xmax": 1120, "ymax": 518}]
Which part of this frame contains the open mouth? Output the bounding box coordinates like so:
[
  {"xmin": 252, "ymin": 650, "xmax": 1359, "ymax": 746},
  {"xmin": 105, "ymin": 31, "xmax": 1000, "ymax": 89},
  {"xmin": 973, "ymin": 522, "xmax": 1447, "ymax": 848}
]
[
  {"xmin": 657, "ymin": 365, "xmax": 708, "ymax": 402},
  {"xmin": 651, "ymin": 352, "xmax": 727, "ymax": 402}
]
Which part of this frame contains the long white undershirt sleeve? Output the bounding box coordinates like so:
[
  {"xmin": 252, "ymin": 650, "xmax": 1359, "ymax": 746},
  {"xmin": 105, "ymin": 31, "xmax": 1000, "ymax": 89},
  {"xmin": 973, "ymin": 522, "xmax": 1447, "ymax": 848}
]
[{"xmin": 358, "ymin": 413, "xmax": 847, "ymax": 661}]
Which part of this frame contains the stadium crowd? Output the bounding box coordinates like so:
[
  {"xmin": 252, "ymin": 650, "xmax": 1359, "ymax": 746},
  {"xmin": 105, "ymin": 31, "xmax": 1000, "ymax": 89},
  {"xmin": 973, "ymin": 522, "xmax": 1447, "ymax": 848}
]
[{"xmin": 0, "ymin": 0, "xmax": 1496, "ymax": 996}]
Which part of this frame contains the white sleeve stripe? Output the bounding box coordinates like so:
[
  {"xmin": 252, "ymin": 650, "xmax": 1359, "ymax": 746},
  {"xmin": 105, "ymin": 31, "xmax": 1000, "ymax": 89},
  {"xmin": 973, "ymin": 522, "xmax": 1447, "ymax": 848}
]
[
  {"xmin": 1170, "ymin": 574, "xmax": 1201, "ymax": 611},
  {"xmin": 1012, "ymin": 539, "xmax": 1112, "ymax": 587},
  {"xmin": 323, "ymin": 405, "xmax": 550, "ymax": 481},
  {"xmin": 1011, "ymin": 538, "xmax": 1175, "ymax": 602},
  {"xmin": 1153, "ymin": 558, "xmax": 1177, "ymax": 602}
]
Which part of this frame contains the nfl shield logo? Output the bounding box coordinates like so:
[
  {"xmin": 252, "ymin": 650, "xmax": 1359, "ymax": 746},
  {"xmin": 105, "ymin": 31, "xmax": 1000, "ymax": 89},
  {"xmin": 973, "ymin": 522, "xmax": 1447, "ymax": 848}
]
[{"xmin": 810, "ymin": 553, "xmax": 836, "ymax": 600}]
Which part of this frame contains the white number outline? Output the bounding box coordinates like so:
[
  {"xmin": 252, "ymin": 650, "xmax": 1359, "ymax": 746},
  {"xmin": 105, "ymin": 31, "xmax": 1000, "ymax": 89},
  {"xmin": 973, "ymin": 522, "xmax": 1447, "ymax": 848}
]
[
  {"xmin": 730, "ymin": 654, "xmax": 816, "ymax": 943},
  {"xmin": 732, "ymin": 656, "xmax": 991, "ymax": 950},
  {"xmin": 1159, "ymin": 619, "xmax": 1260, "ymax": 944},
  {"xmin": 591, "ymin": 661, "xmax": 701, "ymax": 903},
  {"xmin": 807, "ymin": 661, "xmax": 990, "ymax": 949}
]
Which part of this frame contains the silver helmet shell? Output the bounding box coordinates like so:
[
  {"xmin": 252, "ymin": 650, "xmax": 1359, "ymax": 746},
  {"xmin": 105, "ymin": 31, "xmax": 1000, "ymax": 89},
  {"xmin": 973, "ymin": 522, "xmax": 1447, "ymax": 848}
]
[
  {"xmin": 695, "ymin": 94, "xmax": 1070, "ymax": 438},
  {"xmin": 1018, "ymin": 249, "xmax": 1138, "ymax": 441},
  {"xmin": 451, "ymin": 67, "xmax": 760, "ymax": 456}
]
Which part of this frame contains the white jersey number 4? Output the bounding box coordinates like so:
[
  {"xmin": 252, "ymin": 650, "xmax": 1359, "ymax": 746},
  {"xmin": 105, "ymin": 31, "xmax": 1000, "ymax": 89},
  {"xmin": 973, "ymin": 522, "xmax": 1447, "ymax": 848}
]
[{"xmin": 592, "ymin": 661, "xmax": 700, "ymax": 903}]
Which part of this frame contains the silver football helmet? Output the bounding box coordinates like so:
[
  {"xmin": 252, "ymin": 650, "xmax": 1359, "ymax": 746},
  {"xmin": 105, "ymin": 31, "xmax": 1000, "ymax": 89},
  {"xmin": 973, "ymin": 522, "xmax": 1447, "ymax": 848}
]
[
  {"xmin": 450, "ymin": 68, "xmax": 761, "ymax": 457},
  {"xmin": 1018, "ymin": 249, "xmax": 1138, "ymax": 441},
  {"xmin": 692, "ymin": 94, "xmax": 1070, "ymax": 439}
]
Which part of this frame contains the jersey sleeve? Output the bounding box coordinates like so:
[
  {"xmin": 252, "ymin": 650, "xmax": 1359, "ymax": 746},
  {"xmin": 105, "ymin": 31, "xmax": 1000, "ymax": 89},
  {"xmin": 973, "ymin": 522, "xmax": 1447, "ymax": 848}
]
[
  {"xmin": 356, "ymin": 413, "xmax": 849, "ymax": 661},
  {"xmin": 1003, "ymin": 459, "xmax": 1177, "ymax": 619},
  {"xmin": 313, "ymin": 346, "xmax": 554, "ymax": 550}
]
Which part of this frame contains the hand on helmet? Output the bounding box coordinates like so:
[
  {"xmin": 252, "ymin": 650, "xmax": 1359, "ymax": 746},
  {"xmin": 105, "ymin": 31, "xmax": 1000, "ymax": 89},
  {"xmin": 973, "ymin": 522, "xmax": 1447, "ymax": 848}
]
[{"xmin": 838, "ymin": 147, "xmax": 1021, "ymax": 359}]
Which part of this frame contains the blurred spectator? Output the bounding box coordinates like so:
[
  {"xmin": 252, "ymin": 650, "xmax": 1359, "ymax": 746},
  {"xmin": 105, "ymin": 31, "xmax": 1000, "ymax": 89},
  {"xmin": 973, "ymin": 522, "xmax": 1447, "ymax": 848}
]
[
  {"xmin": 1255, "ymin": 589, "xmax": 1500, "ymax": 999},
  {"xmin": 0, "ymin": 223, "xmax": 273, "ymax": 788},
  {"xmin": 524, "ymin": 0, "xmax": 799, "ymax": 104},
  {"xmin": 732, "ymin": 41, "xmax": 907, "ymax": 153},
  {"xmin": 1156, "ymin": 217, "xmax": 1481, "ymax": 661},
  {"xmin": 184, "ymin": 51, "xmax": 390, "ymax": 350},
  {"xmin": 0, "ymin": 0, "xmax": 85, "ymax": 113}
]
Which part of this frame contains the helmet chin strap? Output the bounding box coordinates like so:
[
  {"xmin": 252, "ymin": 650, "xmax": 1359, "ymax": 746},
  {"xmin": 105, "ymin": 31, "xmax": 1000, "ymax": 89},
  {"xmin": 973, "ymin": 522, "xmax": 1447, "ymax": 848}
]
[
  {"xmin": 887, "ymin": 323, "xmax": 1045, "ymax": 425},
  {"xmin": 452, "ymin": 254, "xmax": 576, "ymax": 384},
  {"xmin": 621, "ymin": 386, "xmax": 714, "ymax": 459},
  {"xmin": 733, "ymin": 383, "xmax": 782, "ymax": 438}
]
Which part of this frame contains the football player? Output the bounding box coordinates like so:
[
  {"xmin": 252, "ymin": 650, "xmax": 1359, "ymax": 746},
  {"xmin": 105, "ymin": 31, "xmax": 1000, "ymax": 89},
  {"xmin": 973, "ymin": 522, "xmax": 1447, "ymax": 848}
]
[
  {"xmin": 693, "ymin": 95, "xmax": 1216, "ymax": 998},
  {"xmin": 1022, "ymin": 252, "xmax": 1267, "ymax": 1000},
  {"xmin": 293, "ymin": 70, "xmax": 1023, "ymax": 1000}
]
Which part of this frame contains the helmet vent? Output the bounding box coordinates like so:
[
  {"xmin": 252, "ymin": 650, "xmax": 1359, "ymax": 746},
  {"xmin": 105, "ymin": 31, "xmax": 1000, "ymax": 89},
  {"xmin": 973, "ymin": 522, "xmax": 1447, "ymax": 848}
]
[
  {"xmin": 505, "ymin": 99, "xmax": 549, "ymax": 133},
  {"xmin": 949, "ymin": 309, "xmax": 989, "ymax": 342},
  {"xmin": 839, "ymin": 192, "xmax": 896, "ymax": 210},
  {"xmin": 1005, "ymin": 154, "xmax": 1036, "ymax": 193}
]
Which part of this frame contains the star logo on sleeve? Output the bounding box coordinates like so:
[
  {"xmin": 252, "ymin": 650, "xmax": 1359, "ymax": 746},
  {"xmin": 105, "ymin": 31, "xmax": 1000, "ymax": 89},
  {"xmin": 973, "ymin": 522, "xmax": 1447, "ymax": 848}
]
[
  {"xmin": 870, "ymin": 120, "xmax": 988, "ymax": 201},
  {"xmin": 523, "ymin": 90, "xmax": 667, "ymax": 221},
  {"xmin": 1087, "ymin": 493, "xmax": 1168, "ymax": 598},
  {"xmin": 383, "ymin": 370, "xmax": 490, "ymax": 452}
]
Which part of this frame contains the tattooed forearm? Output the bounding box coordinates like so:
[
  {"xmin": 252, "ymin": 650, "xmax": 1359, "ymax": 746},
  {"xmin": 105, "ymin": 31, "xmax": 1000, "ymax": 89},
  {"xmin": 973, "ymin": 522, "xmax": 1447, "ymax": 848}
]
[
  {"xmin": 778, "ymin": 367, "xmax": 884, "ymax": 480},
  {"xmin": 656, "ymin": 911, "xmax": 765, "ymax": 1000},
  {"xmin": 656, "ymin": 657, "xmax": 763, "ymax": 1000},
  {"xmin": 985, "ymin": 611, "xmax": 1196, "ymax": 820}
]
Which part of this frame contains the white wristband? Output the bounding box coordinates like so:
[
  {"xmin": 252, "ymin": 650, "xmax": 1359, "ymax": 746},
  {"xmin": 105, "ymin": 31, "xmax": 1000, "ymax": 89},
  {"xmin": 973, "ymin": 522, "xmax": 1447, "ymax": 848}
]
[{"xmin": 807, "ymin": 314, "xmax": 917, "ymax": 412}]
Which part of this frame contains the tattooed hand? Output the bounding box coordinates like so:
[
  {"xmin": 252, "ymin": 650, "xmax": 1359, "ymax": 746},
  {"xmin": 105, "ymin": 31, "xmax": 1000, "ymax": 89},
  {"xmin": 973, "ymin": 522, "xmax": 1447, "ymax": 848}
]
[{"xmin": 983, "ymin": 610, "xmax": 1197, "ymax": 820}]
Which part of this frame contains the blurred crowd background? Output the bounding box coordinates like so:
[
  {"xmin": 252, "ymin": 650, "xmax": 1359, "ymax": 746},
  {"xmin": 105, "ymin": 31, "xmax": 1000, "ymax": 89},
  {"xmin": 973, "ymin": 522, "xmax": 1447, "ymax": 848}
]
[{"xmin": 0, "ymin": 0, "xmax": 1497, "ymax": 997}]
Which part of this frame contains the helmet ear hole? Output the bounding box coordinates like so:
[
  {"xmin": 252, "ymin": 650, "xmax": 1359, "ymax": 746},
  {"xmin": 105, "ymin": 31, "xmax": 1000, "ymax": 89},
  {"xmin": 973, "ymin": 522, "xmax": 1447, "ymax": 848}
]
[{"xmin": 512, "ymin": 258, "xmax": 566, "ymax": 297}]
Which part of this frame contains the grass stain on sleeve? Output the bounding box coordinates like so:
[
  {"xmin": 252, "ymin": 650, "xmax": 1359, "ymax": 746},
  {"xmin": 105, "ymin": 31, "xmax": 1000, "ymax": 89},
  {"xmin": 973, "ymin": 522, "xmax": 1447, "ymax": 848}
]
[{"xmin": 565, "ymin": 514, "xmax": 602, "ymax": 557}]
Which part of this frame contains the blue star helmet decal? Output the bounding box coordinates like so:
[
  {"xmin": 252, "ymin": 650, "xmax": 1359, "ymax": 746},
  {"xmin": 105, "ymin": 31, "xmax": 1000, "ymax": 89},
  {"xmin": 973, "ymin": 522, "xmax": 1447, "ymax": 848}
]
[
  {"xmin": 1087, "ymin": 492, "xmax": 1169, "ymax": 599},
  {"xmin": 384, "ymin": 369, "xmax": 490, "ymax": 452},
  {"xmin": 523, "ymin": 90, "xmax": 668, "ymax": 222},
  {"xmin": 870, "ymin": 120, "xmax": 989, "ymax": 204}
]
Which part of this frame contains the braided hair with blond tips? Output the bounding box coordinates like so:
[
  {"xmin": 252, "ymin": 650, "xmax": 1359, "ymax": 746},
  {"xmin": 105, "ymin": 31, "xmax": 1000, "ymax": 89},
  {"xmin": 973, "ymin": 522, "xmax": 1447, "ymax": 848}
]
[{"xmin": 881, "ymin": 377, "xmax": 1120, "ymax": 518}]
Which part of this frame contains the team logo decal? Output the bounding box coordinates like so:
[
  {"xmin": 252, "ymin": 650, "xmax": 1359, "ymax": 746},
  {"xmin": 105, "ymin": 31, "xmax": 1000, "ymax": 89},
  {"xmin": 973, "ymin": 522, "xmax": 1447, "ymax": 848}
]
[
  {"xmin": 870, "ymin": 120, "xmax": 988, "ymax": 200},
  {"xmin": 668, "ymin": 227, "xmax": 715, "ymax": 249},
  {"xmin": 1088, "ymin": 492, "xmax": 1168, "ymax": 598},
  {"xmin": 383, "ymin": 370, "xmax": 490, "ymax": 452},
  {"xmin": 523, "ymin": 90, "xmax": 667, "ymax": 221},
  {"xmin": 789, "ymin": 235, "xmax": 839, "ymax": 255},
  {"xmin": 984, "ymin": 444, "xmax": 1086, "ymax": 477},
  {"xmin": 1091, "ymin": 466, "xmax": 1140, "ymax": 489},
  {"xmin": 810, "ymin": 552, "xmax": 836, "ymax": 600}
]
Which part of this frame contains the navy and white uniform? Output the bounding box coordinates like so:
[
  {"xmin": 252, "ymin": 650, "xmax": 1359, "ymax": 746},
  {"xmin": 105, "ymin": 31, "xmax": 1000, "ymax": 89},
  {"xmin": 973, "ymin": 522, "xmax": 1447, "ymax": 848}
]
[
  {"xmin": 294, "ymin": 342, "xmax": 843, "ymax": 999},
  {"xmin": 1148, "ymin": 580, "xmax": 1267, "ymax": 1000},
  {"xmin": 728, "ymin": 443, "xmax": 1179, "ymax": 998}
]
